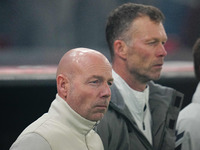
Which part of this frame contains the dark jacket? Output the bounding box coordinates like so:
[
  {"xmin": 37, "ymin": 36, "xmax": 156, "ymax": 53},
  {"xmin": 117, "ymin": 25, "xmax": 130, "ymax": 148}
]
[{"xmin": 97, "ymin": 81, "xmax": 184, "ymax": 150}]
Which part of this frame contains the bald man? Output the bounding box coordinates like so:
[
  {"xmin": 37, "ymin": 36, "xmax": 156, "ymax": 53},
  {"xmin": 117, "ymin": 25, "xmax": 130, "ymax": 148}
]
[{"xmin": 10, "ymin": 48, "xmax": 113, "ymax": 150}]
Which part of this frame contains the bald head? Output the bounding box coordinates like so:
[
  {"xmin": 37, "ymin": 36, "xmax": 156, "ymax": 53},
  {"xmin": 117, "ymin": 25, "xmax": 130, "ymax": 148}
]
[{"xmin": 56, "ymin": 48, "xmax": 110, "ymax": 78}]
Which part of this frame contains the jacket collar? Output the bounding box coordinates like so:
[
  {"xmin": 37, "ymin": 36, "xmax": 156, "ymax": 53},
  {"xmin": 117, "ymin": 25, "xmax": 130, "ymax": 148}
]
[
  {"xmin": 109, "ymin": 83, "xmax": 137, "ymax": 125},
  {"xmin": 48, "ymin": 94, "xmax": 97, "ymax": 135},
  {"xmin": 109, "ymin": 83, "xmax": 153, "ymax": 148}
]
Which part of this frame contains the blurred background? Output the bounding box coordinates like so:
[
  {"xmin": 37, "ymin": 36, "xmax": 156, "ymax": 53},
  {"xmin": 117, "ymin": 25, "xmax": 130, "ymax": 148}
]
[
  {"xmin": 1, "ymin": 0, "xmax": 200, "ymax": 65},
  {"xmin": 1, "ymin": 0, "xmax": 200, "ymax": 149}
]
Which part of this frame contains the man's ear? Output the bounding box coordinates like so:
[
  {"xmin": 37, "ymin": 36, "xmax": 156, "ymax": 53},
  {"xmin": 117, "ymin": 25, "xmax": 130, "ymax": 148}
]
[
  {"xmin": 113, "ymin": 40, "xmax": 128, "ymax": 60},
  {"xmin": 56, "ymin": 74, "xmax": 69, "ymax": 98}
]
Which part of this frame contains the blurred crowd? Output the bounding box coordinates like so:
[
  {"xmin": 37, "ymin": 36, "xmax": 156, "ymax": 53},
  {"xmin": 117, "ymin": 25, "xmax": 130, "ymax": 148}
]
[{"xmin": 0, "ymin": 0, "xmax": 200, "ymax": 49}]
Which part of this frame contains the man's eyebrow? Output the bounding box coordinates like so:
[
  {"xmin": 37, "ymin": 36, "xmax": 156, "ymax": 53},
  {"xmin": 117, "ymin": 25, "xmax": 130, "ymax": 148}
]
[
  {"xmin": 90, "ymin": 75, "xmax": 114, "ymax": 81},
  {"xmin": 146, "ymin": 38, "xmax": 159, "ymax": 42},
  {"xmin": 91, "ymin": 75, "xmax": 103, "ymax": 79},
  {"xmin": 108, "ymin": 77, "xmax": 114, "ymax": 82},
  {"xmin": 147, "ymin": 37, "xmax": 168, "ymax": 42}
]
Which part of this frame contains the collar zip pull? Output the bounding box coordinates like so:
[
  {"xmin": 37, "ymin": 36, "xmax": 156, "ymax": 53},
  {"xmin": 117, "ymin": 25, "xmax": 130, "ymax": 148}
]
[{"xmin": 142, "ymin": 104, "xmax": 147, "ymax": 130}]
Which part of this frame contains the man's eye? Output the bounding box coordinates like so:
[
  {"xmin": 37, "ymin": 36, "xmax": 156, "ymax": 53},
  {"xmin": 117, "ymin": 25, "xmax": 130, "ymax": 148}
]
[
  {"xmin": 162, "ymin": 41, "xmax": 166, "ymax": 45},
  {"xmin": 148, "ymin": 41, "xmax": 157, "ymax": 45},
  {"xmin": 90, "ymin": 80, "xmax": 99, "ymax": 84},
  {"xmin": 108, "ymin": 81, "xmax": 113, "ymax": 87}
]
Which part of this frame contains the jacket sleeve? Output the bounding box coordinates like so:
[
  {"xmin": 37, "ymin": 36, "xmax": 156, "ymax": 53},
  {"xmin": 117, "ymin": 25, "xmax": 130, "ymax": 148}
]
[
  {"xmin": 148, "ymin": 81, "xmax": 184, "ymax": 150},
  {"xmin": 175, "ymin": 121, "xmax": 192, "ymax": 150},
  {"xmin": 176, "ymin": 104, "xmax": 200, "ymax": 150}
]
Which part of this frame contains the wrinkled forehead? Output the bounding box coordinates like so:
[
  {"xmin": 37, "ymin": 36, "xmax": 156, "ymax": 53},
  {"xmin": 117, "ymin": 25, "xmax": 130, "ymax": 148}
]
[
  {"xmin": 70, "ymin": 58, "xmax": 113, "ymax": 84},
  {"xmin": 128, "ymin": 16, "xmax": 167, "ymax": 40},
  {"xmin": 80, "ymin": 61, "xmax": 113, "ymax": 82}
]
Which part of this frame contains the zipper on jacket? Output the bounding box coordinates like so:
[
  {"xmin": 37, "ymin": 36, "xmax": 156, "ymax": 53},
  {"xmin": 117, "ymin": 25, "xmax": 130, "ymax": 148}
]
[
  {"xmin": 85, "ymin": 121, "xmax": 99, "ymax": 150},
  {"xmin": 111, "ymin": 102, "xmax": 154, "ymax": 150},
  {"xmin": 143, "ymin": 122, "xmax": 145, "ymax": 130},
  {"xmin": 142, "ymin": 104, "xmax": 147, "ymax": 130}
]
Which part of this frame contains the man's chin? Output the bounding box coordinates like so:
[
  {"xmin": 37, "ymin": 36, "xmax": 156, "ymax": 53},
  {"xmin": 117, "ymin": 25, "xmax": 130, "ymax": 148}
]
[
  {"xmin": 150, "ymin": 72, "xmax": 161, "ymax": 81},
  {"xmin": 89, "ymin": 113, "xmax": 105, "ymax": 122},
  {"xmin": 152, "ymin": 76, "xmax": 161, "ymax": 81}
]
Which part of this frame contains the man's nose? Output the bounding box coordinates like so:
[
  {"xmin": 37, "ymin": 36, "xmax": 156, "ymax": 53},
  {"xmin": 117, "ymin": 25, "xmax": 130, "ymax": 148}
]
[
  {"xmin": 101, "ymin": 82, "xmax": 111, "ymax": 98},
  {"xmin": 157, "ymin": 43, "xmax": 167, "ymax": 57}
]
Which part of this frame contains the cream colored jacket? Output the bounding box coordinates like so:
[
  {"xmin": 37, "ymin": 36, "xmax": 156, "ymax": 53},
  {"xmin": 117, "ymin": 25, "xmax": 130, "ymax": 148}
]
[
  {"xmin": 10, "ymin": 94, "xmax": 104, "ymax": 150},
  {"xmin": 176, "ymin": 82, "xmax": 200, "ymax": 150}
]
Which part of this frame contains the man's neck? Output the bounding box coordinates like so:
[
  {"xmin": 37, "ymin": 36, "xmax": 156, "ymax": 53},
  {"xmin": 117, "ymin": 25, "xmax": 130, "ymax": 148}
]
[{"xmin": 113, "ymin": 69, "xmax": 147, "ymax": 92}]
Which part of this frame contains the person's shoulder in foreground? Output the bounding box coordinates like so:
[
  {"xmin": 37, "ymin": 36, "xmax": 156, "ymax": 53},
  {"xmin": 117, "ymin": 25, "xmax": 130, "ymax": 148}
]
[
  {"xmin": 97, "ymin": 2, "xmax": 184, "ymax": 150},
  {"xmin": 10, "ymin": 47, "xmax": 113, "ymax": 150},
  {"xmin": 176, "ymin": 38, "xmax": 200, "ymax": 150}
]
